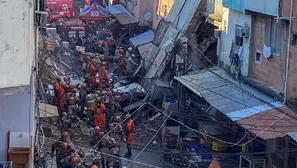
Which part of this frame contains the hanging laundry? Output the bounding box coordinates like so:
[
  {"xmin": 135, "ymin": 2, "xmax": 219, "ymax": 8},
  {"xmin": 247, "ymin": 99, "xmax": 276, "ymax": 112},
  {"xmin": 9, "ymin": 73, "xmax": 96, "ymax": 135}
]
[{"xmin": 263, "ymin": 44, "xmax": 271, "ymax": 58}]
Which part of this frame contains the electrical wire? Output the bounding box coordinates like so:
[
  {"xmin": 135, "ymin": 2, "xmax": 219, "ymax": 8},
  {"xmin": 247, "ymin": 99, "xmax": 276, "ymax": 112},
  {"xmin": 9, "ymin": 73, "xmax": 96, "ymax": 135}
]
[
  {"xmin": 37, "ymin": 135, "xmax": 162, "ymax": 168},
  {"xmin": 127, "ymin": 111, "xmax": 172, "ymax": 168}
]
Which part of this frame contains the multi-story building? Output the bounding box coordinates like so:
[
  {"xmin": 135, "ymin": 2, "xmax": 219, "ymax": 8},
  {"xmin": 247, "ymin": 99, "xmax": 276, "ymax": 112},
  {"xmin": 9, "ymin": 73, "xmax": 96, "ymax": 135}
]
[{"xmin": 0, "ymin": 0, "xmax": 37, "ymax": 167}]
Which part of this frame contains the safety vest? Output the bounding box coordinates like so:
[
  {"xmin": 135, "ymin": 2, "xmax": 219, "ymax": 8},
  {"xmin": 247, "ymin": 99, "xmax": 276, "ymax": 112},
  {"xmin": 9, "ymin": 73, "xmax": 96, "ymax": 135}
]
[
  {"xmin": 68, "ymin": 96, "xmax": 77, "ymax": 105},
  {"xmin": 86, "ymin": 94, "xmax": 96, "ymax": 109}
]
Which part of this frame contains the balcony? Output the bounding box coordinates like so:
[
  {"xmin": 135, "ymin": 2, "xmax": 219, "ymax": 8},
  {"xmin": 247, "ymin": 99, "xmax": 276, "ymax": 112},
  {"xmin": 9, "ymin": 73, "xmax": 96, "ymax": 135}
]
[{"xmin": 244, "ymin": 0, "xmax": 279, "ymax": 16}]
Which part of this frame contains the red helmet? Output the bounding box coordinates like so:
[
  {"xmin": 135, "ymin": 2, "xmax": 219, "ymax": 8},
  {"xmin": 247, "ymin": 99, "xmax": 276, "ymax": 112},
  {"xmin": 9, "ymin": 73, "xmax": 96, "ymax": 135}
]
[
  {"xmin": 71, "ymin": 156, "xmax": 79, "ymax": 163},
  {"xmin": 94, "ymin": 126, "xmax": 100, "ymax": 132},
  {"xmin": 62, "ymin": 131, "xmax": 68, "ymax": 137}
]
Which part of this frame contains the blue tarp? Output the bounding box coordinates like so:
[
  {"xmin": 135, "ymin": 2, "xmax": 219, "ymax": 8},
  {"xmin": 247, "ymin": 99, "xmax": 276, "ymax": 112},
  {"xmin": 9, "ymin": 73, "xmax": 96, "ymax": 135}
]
[{"xmin": 129, "ymin": 30, "xmax": 155, "ymax": 47}]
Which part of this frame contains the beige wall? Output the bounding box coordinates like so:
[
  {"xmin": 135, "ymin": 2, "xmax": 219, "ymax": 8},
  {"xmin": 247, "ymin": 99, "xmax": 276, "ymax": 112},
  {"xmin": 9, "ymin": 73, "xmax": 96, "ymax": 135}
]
[{"xmin": 153, "ymin": 0, "xmax": 174, "ymax": 28}]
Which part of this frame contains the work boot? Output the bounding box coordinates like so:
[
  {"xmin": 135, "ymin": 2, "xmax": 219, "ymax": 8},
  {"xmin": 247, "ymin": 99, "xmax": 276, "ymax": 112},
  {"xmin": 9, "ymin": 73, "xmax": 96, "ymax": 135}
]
[{"xmin": 124, "ymin": 150, "xmax": 132, "ymax": 158}]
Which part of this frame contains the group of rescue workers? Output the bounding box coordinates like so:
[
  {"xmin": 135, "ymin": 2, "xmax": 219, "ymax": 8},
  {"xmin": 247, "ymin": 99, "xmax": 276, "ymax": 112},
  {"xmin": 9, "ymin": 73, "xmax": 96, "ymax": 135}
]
[{"xmin": 51, "ymin": 43, "xmax": 137, "ymax": 168}]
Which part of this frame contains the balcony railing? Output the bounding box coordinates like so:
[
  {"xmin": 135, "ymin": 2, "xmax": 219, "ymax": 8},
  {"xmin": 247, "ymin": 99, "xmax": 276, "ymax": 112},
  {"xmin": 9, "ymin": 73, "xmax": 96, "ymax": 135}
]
[{"xmin": 0, "ymin": 161, "xmax": 13, "ymax": 168}]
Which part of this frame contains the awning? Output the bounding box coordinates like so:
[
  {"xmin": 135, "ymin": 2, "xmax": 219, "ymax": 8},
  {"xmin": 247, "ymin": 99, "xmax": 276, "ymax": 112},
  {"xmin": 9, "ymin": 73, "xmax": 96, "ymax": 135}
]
[
  {"xmin": 174, "ymin": 67, "xmax": 281, "ymax": 120},
  {"xmin": 113, "ymin": 13, "xmax": 138, "ymax": 25},
  {"xmin": 107, "ymin": 4, "xmax": 138, "ymax": 25},
  {"xmin": 79, "ymin": 2, "xmax": 110, "ymax": 21},
  {"xmin": 38, "ymin": 103, "xmax": 59, "ymax": 118},
  {"xmin": 237, "ymin": 106, "xmax": 297, "ymax": 140},
  {"xmin": 129, "ymin": 30, "xmax": 155, "ymax": 47}
]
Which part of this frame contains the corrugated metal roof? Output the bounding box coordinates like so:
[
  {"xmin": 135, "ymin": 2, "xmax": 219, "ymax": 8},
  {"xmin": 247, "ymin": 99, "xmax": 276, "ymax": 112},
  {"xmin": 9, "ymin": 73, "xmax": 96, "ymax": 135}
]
[
  {"xmin": 288, "ymin": 131, "xmax": 297, "ymax": 142},
  {"xmin": 107, "ymin": 4, "xmax": 127, "ymax": 14},
  {"xmin": 113, "ymin": 13, "xmax": 138, "ymax": 25},
  {"xmin": 174, "ymin": 67, "xmax": 279, "ymax": 115},
  {"xmin": 129, "ymin": 30, "xmax": 155, "ymax": 47},
  {"xmin": 137, "ymin": 43, "xmax": 158, "ymax": 70},
  {"xmin": 237, "ymin": 106, "xmax": 297, "ymax": 140}
]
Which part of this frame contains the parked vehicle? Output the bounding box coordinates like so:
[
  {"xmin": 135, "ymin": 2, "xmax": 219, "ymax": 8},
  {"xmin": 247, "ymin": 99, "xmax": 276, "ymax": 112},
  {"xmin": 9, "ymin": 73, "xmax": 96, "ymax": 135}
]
[
  {"xmin": 61, "ymin": 19, "xmax": 89, "ymax": 42},
  {"xmin": 46, "ymin": 0, "xmax": 74, "ymax": 27}
]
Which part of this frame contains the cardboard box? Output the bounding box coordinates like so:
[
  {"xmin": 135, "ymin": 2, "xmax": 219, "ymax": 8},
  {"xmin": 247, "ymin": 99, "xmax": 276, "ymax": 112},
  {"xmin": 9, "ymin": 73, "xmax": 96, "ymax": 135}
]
[{"xmin": 8, "ymin": 147, "xmax": 30, "ymax": 164}]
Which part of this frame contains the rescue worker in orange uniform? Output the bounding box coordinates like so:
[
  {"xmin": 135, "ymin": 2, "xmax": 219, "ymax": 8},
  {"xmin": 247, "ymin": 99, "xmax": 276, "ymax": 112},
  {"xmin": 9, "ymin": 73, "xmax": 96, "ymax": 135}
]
[
  {"xmin": 58, "ymin": 82, "xmax": 67, "ymax": 112},
  {"xmin": 89, "ymin": 60, "xmax": 97, "ymax": 90},
  {"xmin": 92, "ymin": 97, "xmax": 106, "ymax": 129},
  {"xmin": 124, "ymin": 114, "xmax": 134, "ymax": 158},
  {"xmin": 99, "ymin": 62, "xmax": 110, "ymax": 95},
  {"xmin": 53, "ymin": 76, "xmax": 61, "ymax": 105}
]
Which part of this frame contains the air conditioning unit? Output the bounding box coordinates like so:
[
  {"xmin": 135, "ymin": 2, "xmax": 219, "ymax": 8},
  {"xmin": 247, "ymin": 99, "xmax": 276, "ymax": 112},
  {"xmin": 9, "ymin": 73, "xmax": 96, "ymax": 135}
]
[
  {"xmin": 236, "ymin": 26, "xmax": 249, "ymax": 38},
  {"xmin": 214, "ymin": 29, "xmax": 221, "ymax": 38}
]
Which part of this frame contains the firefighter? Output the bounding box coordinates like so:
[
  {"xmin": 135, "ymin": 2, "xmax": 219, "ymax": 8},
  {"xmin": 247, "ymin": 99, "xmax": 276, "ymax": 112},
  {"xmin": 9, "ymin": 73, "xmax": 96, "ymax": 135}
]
[
  {"xmin": 124, "ymin": 114, "xmax": 134, "ymax": 158},
  {"xmin": 60, "ymin": 112, "xmax": 71, "ymax": 131},
  {"xmin": 90, "ymin": 126, "xmax": 103, "ymax": 146},
  {"xmin": 52, "ymin": 142, "xmax": 69, "ymax": 167},
  {"xmin": 109, "ymin": 116, "xmax": 123, "ymax": 143},
  {"xmin": 116, "ymin": 55, "xmax": 125, "ymax": 76},
  {"xmin": 99, "ymin": 62, "xmax": 110, "ymax": 95},
  {"xmin": 67, "ymin": 89, "xmax": 78, "ymax": 119},
  {"xmin": 93, "ymin": 97, "xmax": 106, "ymax": 129},
  {"xmin": 86, "ymin": 88, "xmax": 96, "ymax": 121},
  {"xmin": 58, "ymin": 82, "xmax": 67, "ymax": 112},
  {"xmin": 69, "ymin": 155, "xmax": 85, "ymax": 168},
  {"xmin": 89, "ymin": 60, "xmax": 97, "ymax": 90},
  {"xmin": 61, "ymin": 131, "xmax": 70, "ymax": 143},
  {"xmin": 53, "ymin": 76, "xmax": 61, "ymax": 105},
  {"xmin": 79, "ymin": 83, "xmax": 87, "ymax": 118},
  {"xmin": 62, "ymin": 146, "xmax": 76, "ymax": 167}
]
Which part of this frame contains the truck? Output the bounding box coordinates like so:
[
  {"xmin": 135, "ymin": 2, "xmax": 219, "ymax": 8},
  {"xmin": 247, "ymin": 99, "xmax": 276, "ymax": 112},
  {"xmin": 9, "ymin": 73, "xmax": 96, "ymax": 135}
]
[{"xmin": 46, "ymin": 0, "xmax": 74, "ymax": 27}]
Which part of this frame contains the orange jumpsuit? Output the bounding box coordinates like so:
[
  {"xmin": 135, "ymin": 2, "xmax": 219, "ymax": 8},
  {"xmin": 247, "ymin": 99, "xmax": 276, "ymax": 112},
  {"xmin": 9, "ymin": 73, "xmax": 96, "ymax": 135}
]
[
  {"xmin": 53, "ymin": 81, "xmax": 60, "ymax": 105},
  {"xmin": 116, "ymin": 57, "xmax": 125, "ymax": 76},
  {"xmin": 58, "ymin": 87, "xmax": 67, "ymax": 109},
  {"xmin": 89, "ymin": 63, "xmax": 96, "ymax": 89},
  {"xmin": 99, "ymin": 66, "xmax": 110, "ymax": 94},
  {"xmin": 125, "ymin": 119, "xmax": 134, "ymax": 148},
  {"xmin": 93, "ymin": 103, "xmax": 106, "ymax": 129}
]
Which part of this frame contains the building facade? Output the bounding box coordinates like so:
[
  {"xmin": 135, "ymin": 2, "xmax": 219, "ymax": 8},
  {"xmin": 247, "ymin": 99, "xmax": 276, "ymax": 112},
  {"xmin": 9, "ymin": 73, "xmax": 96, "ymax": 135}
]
[{"xmin": 0, "ymin": 0, "xmax": 37, "ymax": 167}]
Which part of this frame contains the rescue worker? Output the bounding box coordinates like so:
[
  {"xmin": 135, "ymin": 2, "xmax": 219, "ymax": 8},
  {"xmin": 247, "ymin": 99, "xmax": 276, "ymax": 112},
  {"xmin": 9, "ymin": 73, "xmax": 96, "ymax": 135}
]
[
  {"xmin": 109, "ymin": 116, "xmax": 123, "ymax": 143},
  {"xmin": 115, "ymin": 55, "xmax": 125, "ymax": 76},
  {"xmin": 109, "ymin": 95, "xmax": 121, "ymax": 123},
  {"xmin": 124, "ymin": 114, "xmax": 135, "ymax": 158},
  {"xmin": 53, "ymin": 76, "xmax": 61, "ymax": 105},
  {"xmin": 62, "ymin": 146, "xmax": 76, "ymax": 167},
  {"xmin": 58, "ymin": 82, "xmax": 67, "ymax": 112},
  {"xmin": 99, "ymin": 62, "xmax": 110, "ymax": 95},
  {"xmin": 69, "ymin": 155, "xmax": 85, "ymax": 168},
  {"xmin": 102, "ymin": 44, "xmax": 109, "ymax": 62},
  {"xmin": 64, "ymin": 76, "xmax": 72, "ymax": 101},
  {"xmin": 60, "ymin": 112, "xmax": 71, "ymax": 131},
  {"xmin": 79, "ymin": 83, "xmax": 87, "ymax": 118},
  {"xmin": 97, "ymin": 132, "xmax": 119, "ymax": 168},
  {"xmin": 93, "ymin": 97, "xmax": 106, "ymax": 129},
  {"xmin": 90, "ymin": 126, "xmax": 103, "ymax": 145},
  {"xmin": 89, "ymin": 60, "xmax": 97, "ymax": 90},
  {"xmin": 86, "ymin": 88, "xmax": 96, "ymax": 122},
  {"xmin": 125, "ymin": 54, "xmax": 138, "ymax": 75},
  {"xmin": 61, "ymin": 131, "xmax": 71, "ymax": 143},
  {"xmin": 52, "ymin": 142, "xmax": 69, "ymax": 167},
  {"xmin": 67, "ymin": 89, "xmax": 78, "ymax": 119}
]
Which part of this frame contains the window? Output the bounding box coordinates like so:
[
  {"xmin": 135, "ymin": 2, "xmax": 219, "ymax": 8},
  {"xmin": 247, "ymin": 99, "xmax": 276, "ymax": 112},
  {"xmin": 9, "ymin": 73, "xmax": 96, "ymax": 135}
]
[
  {"xmin": 255, "ymin": 51, "xmax": 262, "ymax": 63},
  {"xmin": 292, "ymin": 33, "xmax": 297, "ymax": 46},
  {"xmin": 78, "ymin": 31, "xmax": 85, "ymax": 38},
  {"xmin": 264, "ymin": 18, "xmax": 281, "ymax": 55},
  {"xmin": 69, "ymin": 31, "xmax": 76, "ymax": 38}
]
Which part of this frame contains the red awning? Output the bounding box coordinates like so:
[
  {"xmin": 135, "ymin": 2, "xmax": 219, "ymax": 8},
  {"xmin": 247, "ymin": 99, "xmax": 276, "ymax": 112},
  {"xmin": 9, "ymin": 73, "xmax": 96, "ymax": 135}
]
[
  {"xmin": 237, "ymin": 105, "xmax": 297, "ymax": 140},
  {"xmin": 79, "ymin": 2, "xmax": 110, "ymax": 21}
]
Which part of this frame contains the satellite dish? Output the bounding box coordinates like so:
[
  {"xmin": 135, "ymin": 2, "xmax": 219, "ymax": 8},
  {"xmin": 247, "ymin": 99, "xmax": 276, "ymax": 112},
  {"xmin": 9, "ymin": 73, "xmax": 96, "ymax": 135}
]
[{"xmin": 144, "ymin": 12, "xmax": 152, "ymax": 21}]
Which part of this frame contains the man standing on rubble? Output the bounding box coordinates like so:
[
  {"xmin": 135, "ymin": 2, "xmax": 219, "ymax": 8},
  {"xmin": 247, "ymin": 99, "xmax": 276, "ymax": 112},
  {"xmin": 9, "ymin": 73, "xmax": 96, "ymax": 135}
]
[
  {"xmin": 67, "ymin": 88, "xmax": 78, "ymax": 119},
  {"xmin": 79, "ymin": 83, "xmax": 87, "ymax": 119},
  {"xmin": 124, "ymin": 114, "xmax": 135, "ymax": 158},
  {"xmin": 89, "ymin": 60, "xmax": 97, "ymax": 90},
  {"xmin": 93, "ymin": 97, "xmax": 106, "ymax": 129},
  {"xmin": 109, "ymin": 116, "xmax": 123, "ymax": 143},
  {"xmin": 58, "ymin": 83, "xmax": 67, "ymax": 112},
  {"xmin": 53, "ymin": 76, "xmax": 61, "ymax": 106},
  {"xmin": 86, "ymin": 88, "xmax": 96, "ymax": 122},
  {"xmin": 52, "ymin": 142, "xmax": 69, "ymax": 167},
  {"xmin": 126, "ymin": 54, "xmax": 138, "ymax": 75},
  {"xmin": 60, "ymin": 112, "xmax": 71, "ymax": 131},
  {"xmin": 99, "ymin": 62, "xmax": 110, "ymax": 95},
  {"xmin": 109, "ymin": 95, "xmax": 121, "ymax": 123}
]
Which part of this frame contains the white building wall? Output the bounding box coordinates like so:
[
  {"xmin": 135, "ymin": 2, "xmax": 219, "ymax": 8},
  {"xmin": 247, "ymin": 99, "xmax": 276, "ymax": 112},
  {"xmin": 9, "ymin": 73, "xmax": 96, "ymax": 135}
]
[
  {"xmin": 218, "ymin": 8, "xmax": 251, "ymax": 76},
  {"xmin": 0, "ymin": 0, "xmax": 35, "ymax": 88}
]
